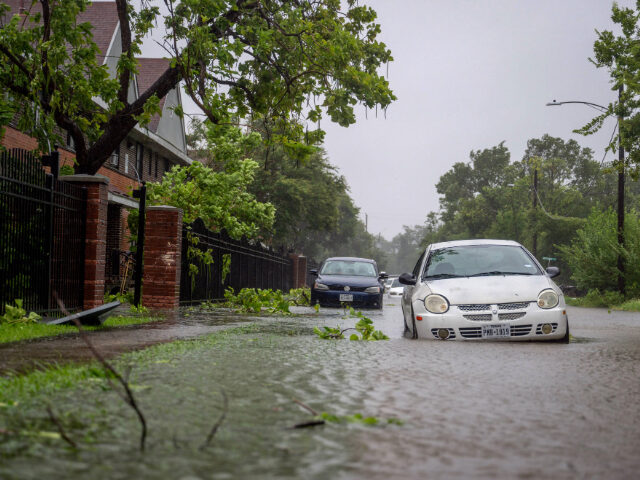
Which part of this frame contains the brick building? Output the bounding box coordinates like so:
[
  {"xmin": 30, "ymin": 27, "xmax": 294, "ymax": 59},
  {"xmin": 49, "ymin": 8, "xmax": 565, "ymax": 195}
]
[{"xmin": 1, "ymin": 1, "xmax": 191, "ymax": 290}]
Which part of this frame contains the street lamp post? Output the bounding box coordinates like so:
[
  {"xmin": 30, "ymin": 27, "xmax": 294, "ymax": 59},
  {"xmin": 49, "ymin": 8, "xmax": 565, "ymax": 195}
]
[{"xmin": 546, "ymin": 89, "xmax": 626, "ymax": 294}]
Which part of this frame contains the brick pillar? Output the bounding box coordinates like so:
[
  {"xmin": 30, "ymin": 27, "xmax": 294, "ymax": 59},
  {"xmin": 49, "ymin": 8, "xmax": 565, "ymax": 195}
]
[
  {"xmin": 61, "ymin": 174, "xmax": 109, "ymax": 310},
  {"xmin": 297, "ymin": 255, "xmax": 307, "ymax": 288},
  {"xmin": 142, "ymin": 206, "xmax": 183, "ymax": 310},
  {"xmin": 289, "ymin": 253, "xmax": 300, "ymax": 289}
]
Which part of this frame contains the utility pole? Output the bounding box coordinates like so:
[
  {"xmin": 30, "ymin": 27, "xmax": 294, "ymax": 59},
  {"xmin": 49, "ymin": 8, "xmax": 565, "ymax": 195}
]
[
  {"xmin": 546, "ymin": 96, "xmax": 626, "ymax": 294},
  {"xmin": 365, "ymin": 213, "xmax": 368, "ymax": 233},
  {"xmin": 617, "ymin": 85, "xmax": 626, "ymax": 295},
  {"xmin": 532, "ymin": 165, "xmax": 538, "ymax": 258}
]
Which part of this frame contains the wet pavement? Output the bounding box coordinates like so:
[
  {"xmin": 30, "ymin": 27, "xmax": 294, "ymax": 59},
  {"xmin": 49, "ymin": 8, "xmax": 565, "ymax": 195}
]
[{"xmin": 1, "ymin": 300, "xmax": 639, "ymax": 479}]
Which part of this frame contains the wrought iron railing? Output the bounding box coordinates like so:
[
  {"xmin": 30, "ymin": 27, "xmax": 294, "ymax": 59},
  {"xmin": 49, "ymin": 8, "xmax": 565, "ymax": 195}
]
[
  {"xmin": 0, "ymin": 149, "xmax": 86, "ymax": 315},
  {"xmin": 180, "ymin": 218, "xmax": 291, "ymax": 304}
]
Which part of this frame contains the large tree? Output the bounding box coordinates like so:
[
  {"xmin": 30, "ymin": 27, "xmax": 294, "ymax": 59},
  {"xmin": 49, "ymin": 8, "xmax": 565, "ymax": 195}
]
[{"xmin": 0, "ymin": 0, "xmax": 394, "ymax": 173}]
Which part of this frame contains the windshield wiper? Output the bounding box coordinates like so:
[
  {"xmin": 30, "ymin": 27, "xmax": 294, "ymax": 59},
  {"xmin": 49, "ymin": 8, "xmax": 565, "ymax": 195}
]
[
  {"xmin": 424, "ymin": 273, "xmax": 462, "ymax": 279},
  {"xmin": 468, "ymin": 271, "xmax": 534, "ymax": 277}
]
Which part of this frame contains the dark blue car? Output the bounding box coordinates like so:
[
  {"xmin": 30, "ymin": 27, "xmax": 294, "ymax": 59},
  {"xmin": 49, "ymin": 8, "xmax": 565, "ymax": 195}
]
[{"xmin": 310, "ymin": 257, "xmax": 387, "ymax": 309}]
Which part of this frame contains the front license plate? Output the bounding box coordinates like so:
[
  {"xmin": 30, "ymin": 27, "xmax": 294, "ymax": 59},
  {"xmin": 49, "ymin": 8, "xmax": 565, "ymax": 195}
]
[
  {"xmin": 339, "ymin": 294, "xmax": 354, "ymax": 302},
  {"xmin": 481, "ymin": 324, "xmax": 511, "ymax": 338}
]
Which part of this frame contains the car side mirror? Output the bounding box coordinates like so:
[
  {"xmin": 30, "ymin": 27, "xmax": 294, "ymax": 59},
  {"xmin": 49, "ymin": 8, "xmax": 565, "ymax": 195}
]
[
  {"xmin": 379, "ymin": 271, "xmax": 388, "ymax": 279},
  {"xmin": 310, "ymin": 269, "xmax": 318, "ymax": 276},
  {"xmin": 546, "ymin": 266, "xmax": 560, "ymax": 278},
  {"xmin": 398, "ymin": 272, "xmax": 416, "ymax": 286}
]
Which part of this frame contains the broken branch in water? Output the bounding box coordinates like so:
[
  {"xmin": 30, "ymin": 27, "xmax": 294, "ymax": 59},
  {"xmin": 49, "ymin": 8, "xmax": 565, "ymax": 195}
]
[
  {"xmin": 54, "ymin": 292, "xmax": 148, "ymax": 452},
  {"xmin": 200, "ymin": 389, "xmax": 229, "ymax": 449},
  {"xmin": 290, "ymin": 398, "xmax": 325, "ymax": 429},
  {"xmin": 46, "ymin": 404, "xmax": 78, "ymax": 449}
]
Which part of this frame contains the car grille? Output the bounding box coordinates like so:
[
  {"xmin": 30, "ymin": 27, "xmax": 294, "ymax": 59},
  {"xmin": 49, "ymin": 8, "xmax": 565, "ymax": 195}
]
[
  {"xmin": 458, "ymin": 302, "xmax": 531, "ymax": 312},
  {"xmin": 498, "ymin": 312, "xmax": 526, "ymax": 321},
  {"xmin": 430, "ymin": 328, "xmax": 456, "ymax": 339},
  {"xmin": 463, "ymin": 314, "xmax": 492, "ymax": 321},
  {"xmin": 458, "ymin": 324, "xmax": 532, "ymax": 338},
  {"xmin": 497, "ymin": 302, "xmax": 531, "ymax": 310},
  {"xmin": 536, "ymin": 323, "xmax": 558, "ymax": 334},
  {"xmin": 458, "ymin": 304, "xmax": 491, "ymax": 311},
  {"xmin": 328, "ymin": 285, "xmax": 369, "ymax": 292}
]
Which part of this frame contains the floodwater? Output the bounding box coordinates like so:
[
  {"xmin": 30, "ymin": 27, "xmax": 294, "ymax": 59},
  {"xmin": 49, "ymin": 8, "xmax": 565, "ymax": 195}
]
[{"xmin": 1, "ymin": 301, "xmax": 639, "ymax": 479}]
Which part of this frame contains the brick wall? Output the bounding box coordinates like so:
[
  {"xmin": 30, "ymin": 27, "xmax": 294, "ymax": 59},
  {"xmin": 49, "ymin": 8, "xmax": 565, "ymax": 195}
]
[{"xmin": 142, "ymin": 206, "xmax": 183, "ymax": 310}]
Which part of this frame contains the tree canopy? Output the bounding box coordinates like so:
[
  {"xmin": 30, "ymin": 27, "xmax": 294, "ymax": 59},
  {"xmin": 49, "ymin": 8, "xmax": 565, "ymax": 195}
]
[{"xmin": 0, "ymin": 0, "xmax": 395, "ymax": 173}]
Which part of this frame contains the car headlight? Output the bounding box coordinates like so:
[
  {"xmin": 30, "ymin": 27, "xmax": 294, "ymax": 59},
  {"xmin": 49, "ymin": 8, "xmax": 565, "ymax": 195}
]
[
  {"xmin": 424, "ymin": 294, "xmax": 449, "ymax": 314},
  {"xmin": 537, "ymin": 289, "xmax": 559, "ymax": 309},
  {"xmin": 314, "ymin": 281, "xmax": 329, "ymax": 290},
  {"xmin": 364, "ymin": 286, "xmax": 381, "ymax": 293}
]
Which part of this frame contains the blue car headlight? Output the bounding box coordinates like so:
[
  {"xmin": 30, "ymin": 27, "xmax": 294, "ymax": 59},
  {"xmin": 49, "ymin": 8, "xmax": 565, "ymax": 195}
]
[
  {"xmin": 364, "ymin": 286, "xmax": 381, "ymax": 293},
  {"xmin": 314, "ymin": 281, "xmax": 329, "ymax": 290}
]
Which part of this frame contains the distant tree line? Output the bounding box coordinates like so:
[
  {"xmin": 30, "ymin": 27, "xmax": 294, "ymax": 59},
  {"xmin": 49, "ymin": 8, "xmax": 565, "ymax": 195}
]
[{"xmin": 380, "ymin": 134, "xmax": 640, "ymax": 297}]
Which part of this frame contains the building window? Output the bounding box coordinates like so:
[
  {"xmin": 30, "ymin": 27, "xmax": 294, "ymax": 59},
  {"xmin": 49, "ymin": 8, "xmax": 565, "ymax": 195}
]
[
  {"xmin": 148, "ymin": 151, "xmax": 153, "ymax": 175},
  {"xmin": 110, "ymin": 147, "xmax": 120, "ymax": 167},
  {"xmin": 154, "ymin": 157, "xmax": 158, "ymax": 178},
  {"xmin": 124, "ymin": 153, "xmax": 129, "ymax": 174},
  {"xmin": 66, "ymin": 131, "xmax": 75, "ymax": 151}
]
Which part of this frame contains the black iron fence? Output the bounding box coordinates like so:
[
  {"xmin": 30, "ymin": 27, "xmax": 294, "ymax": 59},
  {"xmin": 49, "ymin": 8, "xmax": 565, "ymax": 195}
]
[
  {"xmin": 0, "ymin": 149, "xmax": 86, "ymax": 315},
  {"xmin": 180, "ymin": 218, "xmax": 291, "ymax": 304}
]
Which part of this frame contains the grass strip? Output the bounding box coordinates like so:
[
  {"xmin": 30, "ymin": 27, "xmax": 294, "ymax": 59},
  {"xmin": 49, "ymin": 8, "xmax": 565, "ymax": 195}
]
[
  {"xmin": 0, "ymin": 324, "xmax": 262, "ymax": 405},
  {"xmin": 0, "ymin": 315, "xmax": 161, "ymax": 345}
]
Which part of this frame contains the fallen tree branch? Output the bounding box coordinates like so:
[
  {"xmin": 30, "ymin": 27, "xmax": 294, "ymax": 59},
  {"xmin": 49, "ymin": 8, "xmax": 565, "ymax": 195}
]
[
  {"xmin": 290, "ymin": 398, "xmax": 325, "ymax": 429},
  {"xmin": 46, "ymin": 404, "xmax": 78, "ymax": 449},
  {"xmin": 54, "ymin": 293, "xmax": 148, "ymax": 452},
  {"xmin": 200, "ymin": 389, "xmax": 228, "ymax": 449}
]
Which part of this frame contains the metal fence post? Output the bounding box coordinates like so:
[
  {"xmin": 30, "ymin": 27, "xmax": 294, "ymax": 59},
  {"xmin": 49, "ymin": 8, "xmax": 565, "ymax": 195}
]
[{"xmin": 133, "ymin": 182, "xmax": 146, "ymax": 307}]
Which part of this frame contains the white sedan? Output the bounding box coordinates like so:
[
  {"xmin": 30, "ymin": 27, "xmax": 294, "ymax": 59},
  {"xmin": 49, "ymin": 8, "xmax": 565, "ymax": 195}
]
[{"xmin": 399, "ymin": 239, "xmax": 569, "ymax": 341}]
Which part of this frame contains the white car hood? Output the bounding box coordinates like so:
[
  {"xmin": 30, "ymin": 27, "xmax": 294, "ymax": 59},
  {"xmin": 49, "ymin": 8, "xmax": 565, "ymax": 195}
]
[{"xmin": 425, "ymin": 275, "xmax": 555, "ymax": 304}]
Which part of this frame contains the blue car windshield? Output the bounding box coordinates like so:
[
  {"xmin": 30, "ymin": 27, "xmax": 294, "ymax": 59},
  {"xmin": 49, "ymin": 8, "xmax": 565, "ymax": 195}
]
[
  {"xmin": 320, "ymin": 260, "xmax": 377, "ymax": 277},
  {"xmin": 423, "ymin": 245, "xmax": 542, "ymax": 279}
]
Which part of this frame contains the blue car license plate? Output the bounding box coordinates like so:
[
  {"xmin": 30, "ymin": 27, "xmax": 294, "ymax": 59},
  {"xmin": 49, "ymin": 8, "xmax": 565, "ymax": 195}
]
[{"xmin": 339, "ymin": 294, "xmax": 353, "ymax": 302}]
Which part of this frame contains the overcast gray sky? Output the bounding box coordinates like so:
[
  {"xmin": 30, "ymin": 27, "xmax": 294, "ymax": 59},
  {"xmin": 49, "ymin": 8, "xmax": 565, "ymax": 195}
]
[{"xmin": 319, "ymin": 0, "xmax": 633, "ymax": 239}]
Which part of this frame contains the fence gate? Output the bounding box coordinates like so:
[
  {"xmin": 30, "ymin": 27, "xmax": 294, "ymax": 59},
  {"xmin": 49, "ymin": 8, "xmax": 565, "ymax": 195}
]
[{"xmin": 0, "ymin": 149, "xmax": 86, "ymax": 316}]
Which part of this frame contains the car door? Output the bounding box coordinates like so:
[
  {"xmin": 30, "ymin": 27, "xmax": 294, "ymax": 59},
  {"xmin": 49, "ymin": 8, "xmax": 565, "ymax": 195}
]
[{"xmin": 402, "ymin": 249, "xmax": 427, "ymax": 329}]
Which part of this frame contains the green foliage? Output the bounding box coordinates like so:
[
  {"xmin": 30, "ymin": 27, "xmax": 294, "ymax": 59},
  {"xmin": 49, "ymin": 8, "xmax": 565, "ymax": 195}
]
[
  {"xmin": 577, "ymin": 2, "xmax": 640, "ymax": 178},
  {"xmin": 565, "ymin": 289, "xmax": 625, "ymax": 309},
  {"xmin": 313, "ymin": 308, "xmax": 388, "ymax": 341},
  {"xmin": 0, "ymin": 314, "xmax": 159, "ymax": 344},
  {"xmin": 614, "ymin": 298, "xmax": 640, "ymax": 311},
  {"xmin": 317, "ymin": 411, "xmax": 403, "ymax": 426},
  {"xmin": 223, "ymin": 288, "xmax": 292, "ymax": 315},
  {"xmin": 0, "ymin": 0, "xmax": 395, "ymax": 174},
  {"xmin": 188, "ymin": 119, "xmax": 387, "ymax": 264},
  {"xmin": 59, "ymin": 164, "xmax": 75, "ymax": 176},
  {"xmin": 104, "ymin": 291, "xmax": 134, "ymax": 304},
  {"xmin": 146, "ymin": 161, "xmax": 274, "ymax": 240},
  {"xmin": 558, "ymin": 208, "xmax": 640, "ymax": 295},
  {"xmin": 287, "ymin": 287, "xmax": 311, "ymax": 306},
  {"xmin": 0, "ymin": 300, "xmax": 41, "ymax": 325},
  {"xmin": 221, "ymin": 253, "xmax": 232, "ymax": 285},
  {"xmin": 129, "ymin": 304, "xmax": 149, "ymax": 315}
]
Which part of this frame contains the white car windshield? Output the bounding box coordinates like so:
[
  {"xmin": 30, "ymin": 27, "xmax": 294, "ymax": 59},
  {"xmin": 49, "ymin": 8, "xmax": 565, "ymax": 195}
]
[
  {"xmin": 391, "ymin": 277, "xmax": 403, "ymax": 288},
  {"xmin": 320, "ymin": 260, "xmax": 377, "ymax": 277},
  {"xmin": 423, "ymin": 245, "xmax": 542, "ymax": 279}
]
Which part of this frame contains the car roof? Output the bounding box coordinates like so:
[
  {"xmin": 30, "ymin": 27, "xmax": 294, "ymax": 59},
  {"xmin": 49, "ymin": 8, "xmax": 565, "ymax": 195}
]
[
  {"xmin": 427, "ymin": 239, "xmax": 522, "ymax": 250},
  {"xmin": 323, "ymin": 257, "xmax": 376, "ymax": 264}
]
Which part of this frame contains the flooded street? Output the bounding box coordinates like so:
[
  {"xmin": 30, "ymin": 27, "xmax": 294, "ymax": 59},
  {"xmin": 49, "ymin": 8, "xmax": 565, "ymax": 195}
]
[{"xmin": 1, "ymin": 301, "xmax": 639, "ymax": 479}]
